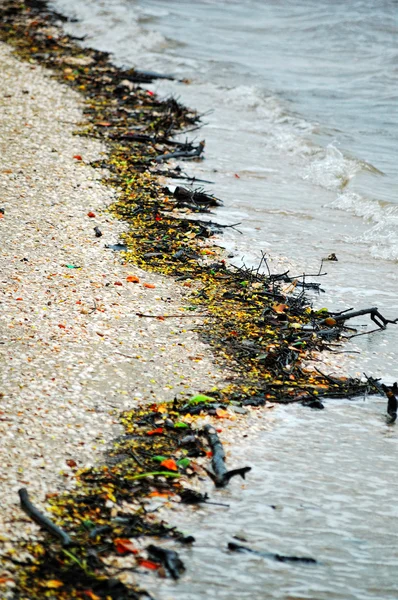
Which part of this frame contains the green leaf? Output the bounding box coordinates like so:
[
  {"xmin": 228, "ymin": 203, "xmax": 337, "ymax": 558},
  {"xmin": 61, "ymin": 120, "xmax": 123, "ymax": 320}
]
[
  {"xmin": 177, "ymin": 458, "xmax": 190, "ymax": 468},
  {"xmin": 153, "ymin": 455, "xmax": 168, "ymax": 462},
  {"xmin": 65, "ymin": 264, "xmax": 82, "ymax": 269},
  {"xmin": 189, "ymin": 394, "xmax": 215, "ymax": 405},
  {"xmin": 174, "ymin": 422, "xmax": 188, "ymax": 429}
]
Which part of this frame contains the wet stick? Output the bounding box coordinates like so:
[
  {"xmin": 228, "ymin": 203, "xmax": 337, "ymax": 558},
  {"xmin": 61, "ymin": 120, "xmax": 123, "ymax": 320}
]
[
  {"xmin": 18, "ymin": 488, "xmax": 72, "ymax": 546},
  {"xmin": 203, "ymin": 424, "xmax": 251, "ymax": 487},
  {"xmin": 228, "ymin": 542, "xmax": 317, "ymax": 564}
]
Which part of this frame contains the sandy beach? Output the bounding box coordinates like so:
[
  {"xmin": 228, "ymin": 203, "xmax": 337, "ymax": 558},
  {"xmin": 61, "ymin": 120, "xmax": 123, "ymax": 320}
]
[{"xmin": 0, "ymin": 40, "xmax": 226, "ymax": 549}]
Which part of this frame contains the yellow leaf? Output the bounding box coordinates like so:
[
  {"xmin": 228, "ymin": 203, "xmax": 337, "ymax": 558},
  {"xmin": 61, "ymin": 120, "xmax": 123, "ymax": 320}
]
[{"xmin": 44, "ymin": 580, "xmax": 64, "ymax": 588}]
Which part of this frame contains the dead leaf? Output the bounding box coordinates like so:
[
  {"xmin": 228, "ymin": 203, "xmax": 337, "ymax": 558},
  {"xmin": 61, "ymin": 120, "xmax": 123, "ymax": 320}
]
[
  {"xmin": 126, "ymin": 275, "xmax": 140, "ymax": 283},
  {"xmin": 272, "ymin": 303, "xmax": 287, "ymax": 314},
  {"xmin": 114, "ymin": 538, "xmax": 138, "ymax": 555},
  {"xmin": 139, "ymin": 559, "xmax": 160, "ymax": 570},
  {"xmin": 160, "ymin": 458, "xmax": 178, "ymax": 471},
  {"xmin": 147, "ymin": 428, "xmax": 163, "ymax": 436},
  {"xmin": 324, "ymin": 317, "xmax": 337, "ymax": 326},
  {"xmin": 43, "ymin": 580, "xmax": 64, "ymax": 589},
  {"xmin": 215, "ymin": 408, "xmax": 229, "ymax": 419}
]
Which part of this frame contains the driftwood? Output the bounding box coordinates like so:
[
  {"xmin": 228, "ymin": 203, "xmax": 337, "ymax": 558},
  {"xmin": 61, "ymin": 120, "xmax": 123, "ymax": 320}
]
[
  {"xmin": 228, "ymin": 542, "xmax": 317, "ymax": 564},
  {"xmin": 154, "ymin": 140, "xmax": 205, "ymax": 162},
  {"xmin": 18, "ymin": 488, "xmax": 72, "ymax": 546},
  {"xmin": 381, "ymin": 382, "xmax": 398, "ymax": 423},
  {"xmin": 147, "ymin": 544, "xmax": 185, "ymax": 579},
  {"xmin": 203, "ymin": 424, "xmax": 251, "ymax": 487},
  {"xmin": 331, "ymin": 307, "xmax": 398, "ymax": 329},
  {"xmin": 124, "ymin": 70, "xmax": 175, "ymax": 83},
  {"xmin": 114, "ymin": 133, "xmax": 195, "ymax": 151}
]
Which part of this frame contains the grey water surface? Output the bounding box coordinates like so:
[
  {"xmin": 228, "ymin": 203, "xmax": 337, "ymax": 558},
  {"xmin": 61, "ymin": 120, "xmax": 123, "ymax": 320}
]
[{"xmin": 49, "ymin": 1, "xmax": 398, "ymax": 597}]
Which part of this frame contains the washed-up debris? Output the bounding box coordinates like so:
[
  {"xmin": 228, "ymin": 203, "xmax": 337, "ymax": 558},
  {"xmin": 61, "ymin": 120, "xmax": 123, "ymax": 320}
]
[
  {"xmin": 227, "ymin": 542, "xmax": 317, "ymax": 564},
  {"xmin": 179, "ymin": 489, "xmax": 229, "ymax": 507},
  {"xmin": 146, "ymin": 545, "xmax": 185, "ymax": 580},
  {"xmin": 382, "ymin": 382, "xmax": 398, "ymax": 423},
  {"xmin": 93, "ymin": 226, "xmax": 102, "ymax": 237},
  {"xmin": 203, "ymin": 424, "xmax": 251, "ymax": 488}
]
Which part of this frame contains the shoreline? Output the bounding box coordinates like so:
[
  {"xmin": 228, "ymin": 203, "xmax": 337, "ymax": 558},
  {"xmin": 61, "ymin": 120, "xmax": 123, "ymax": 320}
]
[{"xmin": 0, "ymin": 1, "xmax": 392, "ymax": 598}]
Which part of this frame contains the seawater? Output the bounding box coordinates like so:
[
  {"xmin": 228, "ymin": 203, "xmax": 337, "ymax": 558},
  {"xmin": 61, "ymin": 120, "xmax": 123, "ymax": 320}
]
[{"xmin": 49, "ymin": 1, "xmax": 398, "ymax": 598}]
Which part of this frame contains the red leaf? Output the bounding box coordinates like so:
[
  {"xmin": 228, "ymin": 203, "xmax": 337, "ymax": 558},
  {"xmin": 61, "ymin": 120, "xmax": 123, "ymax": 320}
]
[
  {"xmin": 114, "ymin": 538, "xmax": 138, "ymax": 555},
  {"xmin": 87, "ymin": 212, "xmax": 96, "ymax": 218},
  {"xmin": 139, "ymin": 559, "xmax": 159, "ymax": 570},
  {"xmin": 147, "ymin": 428, "xmax": 163, "ymax": 436},
  {"xmin": 73, "ymin": 155, "xmax": 82, "ymax": 161},
  {"xmin": 114, "ymin": 281, "xmax": 123, "ymax": 286}
]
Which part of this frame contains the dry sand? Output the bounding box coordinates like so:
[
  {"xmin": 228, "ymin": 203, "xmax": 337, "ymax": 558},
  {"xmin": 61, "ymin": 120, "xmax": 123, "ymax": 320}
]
[{"xmin": 0, "ymin": 42, "xmax": 228, "ymax": 546}]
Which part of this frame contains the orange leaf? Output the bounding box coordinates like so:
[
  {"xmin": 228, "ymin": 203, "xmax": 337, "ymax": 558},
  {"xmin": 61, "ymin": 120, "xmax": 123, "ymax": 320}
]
[
  {"xmin": 16, "ymin": 297, "xmax": 23, "ymax": 301},
  {"xmin": 160, "ymin": 458, "xmax": 178, "ymax": 471},
  {"xmin": 148, "ymin": 491, "xmax": 172, "ymax": 498},
  {"xmin": 114, "ymin": 538, "xmax": 138, "ymax": 555},
  {"xmin": 73, "ymin": 155, "xmax": 82, "ymax": 161},
  {"xmin": 0, "ymin": 213, "xmax": 3, "ymax": 219},
  {"xmin": 143, "ymin": 283, "xmax": 156, "ymax": 289},
  {"xmin": 58, "ymin": 324, "xmax": 66, "ymax": 329},
  {"xmin": 324, "ymin": 317, "xmax": 336, "ymax": 326},
  {"xmin": 87, "ymin": 211, "xmax": 96, "ymax": 218},
  {"xmin": 215, "ymin": 408, "xmax": 229, "ymax": 419},
  {"xmin": 272, "ymin": 303, "xmax": 287, "ymax": 314},
  {"xmin": 139, "ymin": 559, "xmax": 159, "ymax": 570},
  {"xmin": 96, "ymin": 122, "xmax": 111, "ymax": 127},
  {"xmin": 126, "ymin": 275, "xmax": 140, "ymax": 283},
  {"xmin": 147, "ymin": 428, "xmax": 163, "ymax": 435},
  {"xmin": 0, "ymin": 578, "xmax": 13, "ymax": 584}
]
